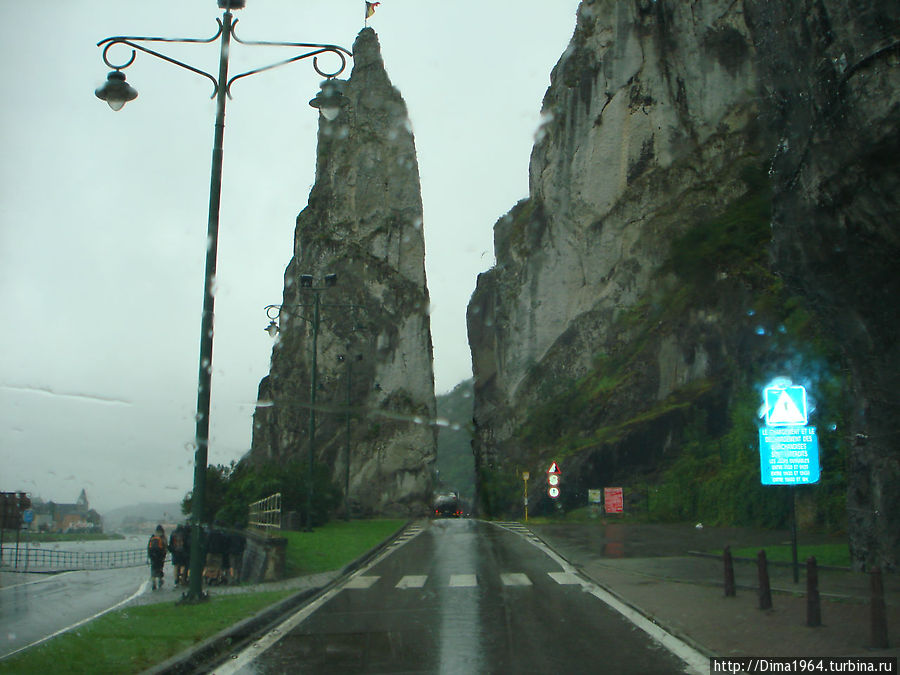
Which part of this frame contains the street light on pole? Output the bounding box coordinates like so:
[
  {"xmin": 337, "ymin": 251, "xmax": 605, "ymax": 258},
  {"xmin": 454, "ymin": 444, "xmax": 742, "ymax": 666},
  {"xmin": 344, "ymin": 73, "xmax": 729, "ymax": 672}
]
[
  {"xmin": 264, "ymin": 272, "xmax": 338, "ymax": 531},
  {"xmin": 95, "ymin": 0, "xmax": 351, "ymax": 603}
]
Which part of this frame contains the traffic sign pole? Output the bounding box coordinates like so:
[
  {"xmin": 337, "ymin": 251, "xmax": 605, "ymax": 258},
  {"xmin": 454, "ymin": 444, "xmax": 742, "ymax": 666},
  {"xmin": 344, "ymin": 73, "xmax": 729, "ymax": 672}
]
[
  {"xmin": 760, "ymin": 383, "xmax": 816, "ymax": 584},
  {"xmin": 790, "ymin": 487, "xmax": 799, "ymax": 583},
  {"xmin": 523, "ymin": 471, "xmax": 530, "ymax": 522}
]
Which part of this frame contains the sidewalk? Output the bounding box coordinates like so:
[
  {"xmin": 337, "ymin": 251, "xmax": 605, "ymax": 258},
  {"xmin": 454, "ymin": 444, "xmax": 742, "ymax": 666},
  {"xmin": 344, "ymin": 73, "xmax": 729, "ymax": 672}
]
[
  {"xmin": 123, "ymin": 570, "xmax": 342, "ymax": 608},
  {"xmin": 530, "ymin": 522, "xmax": 900, "ymax": 660}
]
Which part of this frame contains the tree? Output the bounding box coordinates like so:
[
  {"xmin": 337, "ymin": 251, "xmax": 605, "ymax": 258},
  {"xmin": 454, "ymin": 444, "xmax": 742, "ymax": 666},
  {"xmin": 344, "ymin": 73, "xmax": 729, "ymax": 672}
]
[{"xmin": 181, "ymin": 459, "xmax": 343, "ymax": 529}]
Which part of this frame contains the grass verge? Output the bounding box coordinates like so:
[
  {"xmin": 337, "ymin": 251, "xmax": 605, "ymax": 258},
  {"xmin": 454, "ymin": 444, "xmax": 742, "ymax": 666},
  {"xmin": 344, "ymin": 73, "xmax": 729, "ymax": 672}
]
[
  {"xmin": 725, "ymin": 543, "xmax": 850, "ymax": 568},
  {"xmin": 0, "ymin": 518, "xmax": 407, "ymax": 674},
  {"xmin": 283, "ymin": 518, "xmax": 406, "ymax": 576},
  {"xmin": 0, "ymin": 590, "xmax": 293, "ymax": 674}
]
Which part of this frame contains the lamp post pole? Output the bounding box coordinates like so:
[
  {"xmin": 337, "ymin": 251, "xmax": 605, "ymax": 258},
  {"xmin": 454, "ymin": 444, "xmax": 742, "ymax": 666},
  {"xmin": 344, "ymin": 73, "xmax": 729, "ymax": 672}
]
[
  {"xmin": 264, "ymin": 274, "xmax": 336, "ymax": 531},
  {"xmin": 187, "ymin": 5, "xmax": 232, "ymax": 607},
  {"xmin": 95, "ymin": 1, "xmax": 351, "ymax": 603},
  {"xmin": 344, "ymin": 355, "xmax": 353, "ymax": 521},
  {"xmin": 306, "ymin": 289, "xmax": 321, "ymax": 531},
  {"xmin": 264, "ymin": 277, "xmax": 364, "ymax": 530}
]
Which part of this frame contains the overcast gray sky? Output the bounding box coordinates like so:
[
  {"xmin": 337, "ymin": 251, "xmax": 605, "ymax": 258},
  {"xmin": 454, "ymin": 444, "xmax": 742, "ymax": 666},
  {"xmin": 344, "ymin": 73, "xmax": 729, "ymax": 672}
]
[{"xmin": 0, "ymin": 0, "xmax": 580, "ymax": 513}]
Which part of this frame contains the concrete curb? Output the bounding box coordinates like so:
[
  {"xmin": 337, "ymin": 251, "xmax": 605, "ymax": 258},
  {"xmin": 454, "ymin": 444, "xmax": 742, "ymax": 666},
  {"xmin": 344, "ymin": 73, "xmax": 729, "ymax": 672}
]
[{"xmin": 140, "ymin": 520, "xmax": 411, "ymax": 675}]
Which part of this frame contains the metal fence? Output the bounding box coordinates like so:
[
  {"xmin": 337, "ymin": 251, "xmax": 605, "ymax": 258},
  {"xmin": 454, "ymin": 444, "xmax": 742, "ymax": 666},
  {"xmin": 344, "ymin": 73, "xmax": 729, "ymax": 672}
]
[
  {"xmin": 0, "ymin": 546, "xmax": 149, "ymax": 572},
  {"xmin": 248, "ymin": 492, "xmax": 282, "ymax": 532}
]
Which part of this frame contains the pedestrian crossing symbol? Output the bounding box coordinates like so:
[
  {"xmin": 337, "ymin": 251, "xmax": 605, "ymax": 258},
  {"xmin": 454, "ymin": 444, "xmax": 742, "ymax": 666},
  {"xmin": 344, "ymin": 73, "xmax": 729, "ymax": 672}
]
[{"xmin": 764, "ymin": 385, "xmax": 808, "ymax": 427}]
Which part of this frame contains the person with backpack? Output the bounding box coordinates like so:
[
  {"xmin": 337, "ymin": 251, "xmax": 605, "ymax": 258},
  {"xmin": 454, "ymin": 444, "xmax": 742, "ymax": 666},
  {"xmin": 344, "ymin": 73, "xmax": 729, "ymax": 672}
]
[
  {"xmin": 147, "ymin": 525, "xmax": 168, "ymax": 590},
  {"xmin": 204, "ymin": 522, "xmax": 228, "ymax": 585},
  {"xmin": 227, "ymin": 526, "xmax": 246, "ymax": 584},
  {"xmin": 169, "ymin": 524, "xmax": 188, "ymax": 586}
]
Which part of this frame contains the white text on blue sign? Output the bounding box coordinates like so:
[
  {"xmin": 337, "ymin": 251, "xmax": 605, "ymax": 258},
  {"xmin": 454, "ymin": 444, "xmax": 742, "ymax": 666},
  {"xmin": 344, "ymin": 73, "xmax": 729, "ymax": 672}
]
[{"xmin": 759, "ymin": 426, "xmax": 820, "ymax": 485}]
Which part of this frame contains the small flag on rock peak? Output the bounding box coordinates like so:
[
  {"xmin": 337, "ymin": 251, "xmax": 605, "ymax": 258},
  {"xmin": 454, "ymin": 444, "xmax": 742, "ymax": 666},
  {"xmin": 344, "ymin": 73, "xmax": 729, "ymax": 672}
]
[{"xmin": 365, "ymin": 2, "xmax": 380, "ymax": 19}]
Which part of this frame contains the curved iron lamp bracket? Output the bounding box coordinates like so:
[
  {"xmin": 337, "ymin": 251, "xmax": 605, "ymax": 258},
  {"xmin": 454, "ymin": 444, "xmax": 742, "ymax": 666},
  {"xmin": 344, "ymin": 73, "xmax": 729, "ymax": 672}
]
[
  {"xmin": 98, "ymin": 17, "xmax": 353, "ymax": 101},
  {"xmin": 97, "ymin": 20, "xmax": 224, "ymax": 98},
  {"xmin": 227, "ymin": 23, "xmax": 352, "ymax": 97},
  {"xmin": 265, "ymin": 300, "xmax": 359, "ymax": 325}
]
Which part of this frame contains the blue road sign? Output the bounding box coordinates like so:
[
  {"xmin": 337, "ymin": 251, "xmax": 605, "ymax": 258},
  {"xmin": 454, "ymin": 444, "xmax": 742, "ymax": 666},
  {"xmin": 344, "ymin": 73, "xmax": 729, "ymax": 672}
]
[
  {"xmin": 764, "ymin": 385, "xmax": 808, "ymax": 427},
  {"xmin": 759, "ymin": 426, "xmax": 820, "ymax": 485},
  {"xmin": 23, "ymin": 509, "xmax": 34, "ymax": 523}
]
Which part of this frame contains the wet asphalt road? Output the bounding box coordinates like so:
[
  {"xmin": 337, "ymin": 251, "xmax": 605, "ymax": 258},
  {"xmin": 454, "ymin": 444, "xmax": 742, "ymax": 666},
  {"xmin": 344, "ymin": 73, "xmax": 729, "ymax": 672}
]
[
  {"xmin": 0, "ymin": 565, "xmax": 146, "ymax": 658},
  {"xmin": 215, "ymin": 519, "xmax": 694, "ymax": 674}
]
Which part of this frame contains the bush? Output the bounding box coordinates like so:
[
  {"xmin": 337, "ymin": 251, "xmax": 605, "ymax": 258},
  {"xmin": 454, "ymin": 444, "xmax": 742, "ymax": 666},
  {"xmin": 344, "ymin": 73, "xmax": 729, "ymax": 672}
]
[
  {"xmin": 182, "ymin": 460, "xmax": 342, "ymax": 529},
  {"xmin": 477, "ymin": 466, "xmax": 523, "ymax": 519}
]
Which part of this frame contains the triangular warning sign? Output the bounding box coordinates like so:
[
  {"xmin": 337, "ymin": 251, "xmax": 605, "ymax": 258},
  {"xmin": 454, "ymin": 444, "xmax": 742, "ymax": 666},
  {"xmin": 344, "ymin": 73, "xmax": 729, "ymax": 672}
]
[
  {"xmin": 767, "ymin": 389, "xmax": 806, "ymax": 426},
  {"xmin": 547, "ymin": 462, "xmax": 560, "ymax": 474}
]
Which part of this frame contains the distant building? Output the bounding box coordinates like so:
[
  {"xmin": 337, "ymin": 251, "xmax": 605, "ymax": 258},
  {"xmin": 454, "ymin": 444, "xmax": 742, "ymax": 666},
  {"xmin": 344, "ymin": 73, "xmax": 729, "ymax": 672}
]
[{"xmin": 40, "ymin": 489, "xmax": 103, "ymax": 533}]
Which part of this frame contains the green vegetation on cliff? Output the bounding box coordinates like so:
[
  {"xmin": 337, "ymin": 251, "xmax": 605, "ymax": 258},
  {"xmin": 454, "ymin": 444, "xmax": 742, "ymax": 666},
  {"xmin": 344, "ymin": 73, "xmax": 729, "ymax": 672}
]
[{"xmin": 488, "ymin": 165, "xmax": 849, "ymax": 531}]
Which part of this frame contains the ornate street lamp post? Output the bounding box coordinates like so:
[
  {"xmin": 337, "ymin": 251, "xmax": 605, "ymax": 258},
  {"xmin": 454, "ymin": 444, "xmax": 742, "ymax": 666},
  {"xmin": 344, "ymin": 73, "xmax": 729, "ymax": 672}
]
[
  {"xmin": 95, "ymin": 0, "xmax": 351, "ymax": 603},
  {"xmin": 264, "ymin": 274, "xmax": 365, "ymax": 529},
  {"xmin": 264, "ymin": 273, "xmax": 336, "ymax": 531}
]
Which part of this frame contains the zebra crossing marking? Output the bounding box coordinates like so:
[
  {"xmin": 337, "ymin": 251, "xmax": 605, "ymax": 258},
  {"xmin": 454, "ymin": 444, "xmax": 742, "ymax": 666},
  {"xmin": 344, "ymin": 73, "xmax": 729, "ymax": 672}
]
[
  {"xmin": 495, "ymin": 521, "xmax": 544, "ymax": 545},
  {"xmin": 500, "ymin": 573, "xmax": 532, "ymax": 586},
  {"xmin": 348, "ymin": 572, "xmax": 552, "ymax": 590},
  {"xmin": 448, "ymin": 574, "xmax": 478, "ymax": 587},
  {"xmin": 344, "ymin": 575, "xmax": 380, "ymax": 589}
]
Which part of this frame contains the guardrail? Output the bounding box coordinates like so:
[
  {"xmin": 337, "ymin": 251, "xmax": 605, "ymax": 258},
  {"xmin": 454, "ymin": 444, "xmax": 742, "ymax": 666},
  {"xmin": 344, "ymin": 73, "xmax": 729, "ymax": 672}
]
[
  {"xmin": 248, "ymin": 492, "xmax": 282, "ymax": 532},
  {"xmin": 0, "ymin": 546, "xmax": 150, "ymax": 572}
]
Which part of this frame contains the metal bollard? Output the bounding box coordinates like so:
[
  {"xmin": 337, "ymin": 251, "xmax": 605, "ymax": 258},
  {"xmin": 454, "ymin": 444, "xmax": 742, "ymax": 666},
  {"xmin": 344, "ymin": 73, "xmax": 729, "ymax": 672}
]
[
  {"xmin": 758, "ymin": 550, "xmax": 773, "ymax": 610},
  {"xmin": 806, "ymin": 556, "xmax": 821, "ymax": 627},
  {"xmin": 870, "ymin": 567, "xmax": 889, "ymax": 648},
  {"xmin": 724, "ymin": 545, "xmax": 736, "ymax": 597}
]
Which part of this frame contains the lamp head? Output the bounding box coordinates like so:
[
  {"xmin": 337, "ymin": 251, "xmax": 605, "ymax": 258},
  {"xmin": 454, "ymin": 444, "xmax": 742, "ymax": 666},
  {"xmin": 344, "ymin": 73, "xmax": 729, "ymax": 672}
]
[
  {"xmin": 95, "ymin": 71, "xmax": 138, "ymax": 111},
  {"xmin": 217, "ymin": 0, "xmax": 246, "ymax": 9},
  {"xmin": 265, "ymin": 320, "xmax": 280, "ymax": 337},
  {"xmin": 309, "ymin": 79, "xmax": 347, "ymax": 121}
]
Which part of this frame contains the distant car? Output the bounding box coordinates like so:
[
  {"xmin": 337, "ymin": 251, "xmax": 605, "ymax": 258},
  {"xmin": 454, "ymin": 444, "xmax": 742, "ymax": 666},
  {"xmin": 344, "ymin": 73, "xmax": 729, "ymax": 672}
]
[{"xmin": 433, "ymin": 492, "xmax": 463, "ymax": 518}]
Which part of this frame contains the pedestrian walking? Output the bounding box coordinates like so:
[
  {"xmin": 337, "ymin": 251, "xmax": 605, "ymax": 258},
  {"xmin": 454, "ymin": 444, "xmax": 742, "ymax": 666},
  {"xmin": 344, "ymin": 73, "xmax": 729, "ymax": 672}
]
[
  {"xmin": 169, "ymin": 524, "xmax": 188, "ymax": 586},
  {"xmin": 204, "ymin": 522, "xmax": 228, "ymax": 585},
  {"xmin": 227, "ymin": 527, "xmax": 246, "ymax": 584},
  {"xmin": 147, "ymin": 525, "xmax": 168, "ymax": 591}
]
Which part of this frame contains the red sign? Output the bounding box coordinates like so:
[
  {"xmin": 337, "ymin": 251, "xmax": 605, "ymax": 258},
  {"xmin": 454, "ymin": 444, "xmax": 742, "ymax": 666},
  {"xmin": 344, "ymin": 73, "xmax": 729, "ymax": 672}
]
[
  {"xmin": 547, "ymin": 462, "xmax": 560, "ymax": 474},
  {"xmin": 604, "ymin": 487, "xmax": 624, "ymax": 514}
]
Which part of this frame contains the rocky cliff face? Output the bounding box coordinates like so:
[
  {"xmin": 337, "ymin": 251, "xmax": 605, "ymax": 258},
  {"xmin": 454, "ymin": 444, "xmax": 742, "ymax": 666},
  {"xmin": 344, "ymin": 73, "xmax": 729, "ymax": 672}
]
[
  {"xmin": 251, "ymin": 28, "xmax": 436, "ymax": 517},
  {"xmin": 468, "ymin": 0, "xmax": 898, "ymax": 569}
]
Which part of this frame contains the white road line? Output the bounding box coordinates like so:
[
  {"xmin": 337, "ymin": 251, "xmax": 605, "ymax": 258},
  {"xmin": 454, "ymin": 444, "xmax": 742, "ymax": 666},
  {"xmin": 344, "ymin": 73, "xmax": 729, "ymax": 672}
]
[
  {"xmin": 500, "ymin": 573, "xmax": 532, "ymax": 586},
  {"xmin": 448, "ymin": 574, "xmax": 477, "ymax": 587},
  {"xmin": 489, "ymin": 521, "xmax": 707, "ymax": 675},
  {"xmin": 213, "ymin": 522, "xmax": 427, "ymax": 675},
  {"xmin": 0, "ymin": 569, "xmax": 78, "ymax": 592},
  {"xmin": 395, "ymin": 575, "xmax": 427, "ymax": 589},
  {"xmin": 1, "ymin": 579, "xmax": 148, "ymax": 660},
  {"xmin": 344, "ymin": 575, "xmax": 380, "ymax": 589},
  {"xmin": 548, "ymin": 571, "xmax": 581, "ymax": 585}
]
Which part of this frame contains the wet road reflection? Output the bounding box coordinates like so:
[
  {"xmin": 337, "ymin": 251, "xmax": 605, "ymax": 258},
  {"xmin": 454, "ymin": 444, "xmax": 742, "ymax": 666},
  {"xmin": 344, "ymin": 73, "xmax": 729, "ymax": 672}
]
[
  {"xmin": 0, "ymin": 565, "xmax": 146, "ymax": 658},
  {"xmin": 217, "ymin": 519, "xmax": 696, "ymax": 674},
  {"xmin": 432, "ymin": 520, "xmax": 483, "ymax": 674}
]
